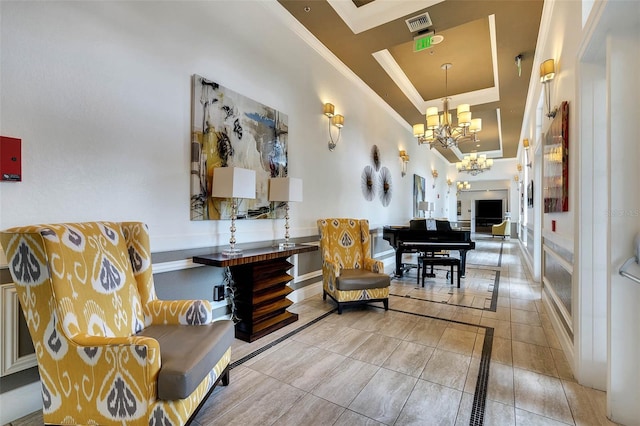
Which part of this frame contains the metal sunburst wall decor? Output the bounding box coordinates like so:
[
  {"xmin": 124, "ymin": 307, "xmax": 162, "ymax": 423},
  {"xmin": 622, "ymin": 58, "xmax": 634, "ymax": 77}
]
[
  {"xmin": 361, "ymin": 165, "xmax": 376, "ymax": 201},
  {"xmin": 379, "ymin": 166, "xmax": 392, "ymax": 206}
]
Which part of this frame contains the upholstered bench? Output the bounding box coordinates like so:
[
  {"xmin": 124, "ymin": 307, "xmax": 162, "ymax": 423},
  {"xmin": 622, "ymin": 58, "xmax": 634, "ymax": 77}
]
[{"xmin": 419, "ymin": 256, "xmax": 461, "ymax": 288}]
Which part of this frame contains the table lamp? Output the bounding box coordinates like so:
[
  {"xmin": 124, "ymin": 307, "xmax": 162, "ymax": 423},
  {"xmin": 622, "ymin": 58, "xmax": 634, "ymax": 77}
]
[
  {"xmin": 268, "ymin": 177, "xmax": 303, "ymax": 249},
  {"xmin": 418, "ymin": 201, "xmax": 429, "ymax": 218},
  {"xmin": 427, "ymin": 202, "xmax": 435, "ymax": 218},
  {"xmin": 212, "ymin": 167, "xmax": 256, "ymax": 256}
]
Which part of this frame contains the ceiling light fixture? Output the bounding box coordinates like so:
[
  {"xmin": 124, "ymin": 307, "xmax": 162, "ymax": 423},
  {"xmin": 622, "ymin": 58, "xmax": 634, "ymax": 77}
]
[
  {"xmin": 413, "ymin": 63, "xmax": 481, "ymax": 150},
  {"xmin": 456, "ymin": 153, "xmax": 493, "ymax": 175},
  {"xmin": 456, "ymin": 181, "xmax": 470, "ymax": 195}
]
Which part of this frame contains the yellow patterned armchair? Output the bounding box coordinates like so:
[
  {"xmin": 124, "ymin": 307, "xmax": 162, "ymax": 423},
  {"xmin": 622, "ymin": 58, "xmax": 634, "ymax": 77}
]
[
  {"xmin": 0, "ymin": 222, "xmax": 233, "ymax": 425},
  {"xmin": 317, "ymin": 218, "xmax": 390, "ymax": 314},
  {"xmin": 492, "ymin": 220, "xmax": 510, "ymax": 238}
]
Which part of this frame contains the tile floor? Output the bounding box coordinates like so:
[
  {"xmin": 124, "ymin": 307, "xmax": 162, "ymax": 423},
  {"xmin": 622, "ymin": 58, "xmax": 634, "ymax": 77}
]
[{"xmin": 7, "ymin": 236, "xmax": 619, "ymax": 426}]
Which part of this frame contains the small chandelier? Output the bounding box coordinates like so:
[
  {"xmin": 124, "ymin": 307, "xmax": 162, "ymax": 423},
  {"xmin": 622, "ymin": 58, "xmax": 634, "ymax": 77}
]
[
  {"xmin": 456, "ymin": 153, "xmax": 493, "ymax": 175},
  {"xmin": 456, "ymin": 181, "xmax": 470, "ymax": 195},
  {"xmin": 413, "ymin": 63, "xmax": 481, "ymax": 149}
]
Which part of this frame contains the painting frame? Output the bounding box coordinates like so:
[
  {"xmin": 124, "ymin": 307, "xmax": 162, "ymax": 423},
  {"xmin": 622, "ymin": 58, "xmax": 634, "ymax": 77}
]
[
  {"xmin": 543, "ymin": 101, "xmax": 569, "ymax": 213},
  {"xmin": 190, "ymin": 74, "xmax": 289, "ymax": 221},
  {"xmin": 413, "ymin": 174, "xmax": 426, "ymax": 218}
]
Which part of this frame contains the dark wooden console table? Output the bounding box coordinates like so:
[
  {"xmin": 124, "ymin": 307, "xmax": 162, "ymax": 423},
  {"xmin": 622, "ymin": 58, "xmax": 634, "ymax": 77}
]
[{"xmin": 193, "ymin": 244, "xmax": 318, "ymax": 342}]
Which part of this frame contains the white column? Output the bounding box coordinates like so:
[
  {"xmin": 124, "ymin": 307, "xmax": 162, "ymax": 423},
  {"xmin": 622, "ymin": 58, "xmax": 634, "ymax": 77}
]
[
  {"xmin": 575, "ymin": 60, "xmax": 608, "ymax": 389},
  {"xmin": 607, "ymin": 27, "xmax": 640, "ymax": 425}
]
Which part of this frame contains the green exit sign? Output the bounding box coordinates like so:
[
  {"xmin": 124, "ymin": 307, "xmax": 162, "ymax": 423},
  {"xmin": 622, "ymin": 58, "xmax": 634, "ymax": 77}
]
[{"xmin": 414, "ymin": 35, "xmax": 432, "ymax": 52}]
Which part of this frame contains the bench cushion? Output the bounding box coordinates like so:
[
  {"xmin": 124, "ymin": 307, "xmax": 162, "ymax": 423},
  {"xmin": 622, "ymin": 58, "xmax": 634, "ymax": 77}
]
[
  {"xmin": 421, "ymin": 256, "xmax": 460, "ymax": 266},
  {"xmin": 336, "ymin": 268, "xmax": 390, "ymax": 291},
  {"xmin": 137, "ymin": 320, "xmax": 234, "ymax": 400}
]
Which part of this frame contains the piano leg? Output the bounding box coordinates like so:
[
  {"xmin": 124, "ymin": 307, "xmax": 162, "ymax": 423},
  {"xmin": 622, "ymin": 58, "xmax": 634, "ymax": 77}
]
[
  {"xmin": 395, "ymin": 249, "xmax": 404, "ymax": 277},
  {"xmin": 459, "ymin": 249, "xmax": 468, "ymax": 277}
]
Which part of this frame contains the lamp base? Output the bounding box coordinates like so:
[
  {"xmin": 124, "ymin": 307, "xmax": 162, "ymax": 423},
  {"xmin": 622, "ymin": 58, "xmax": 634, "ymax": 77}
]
[
  {"xmin": 221, "ymin": 248, "xmax": 243, "ymax": 257},
  {"xmin": 278, "ymin": 242, "xmax": 296, "ymax": 249}
]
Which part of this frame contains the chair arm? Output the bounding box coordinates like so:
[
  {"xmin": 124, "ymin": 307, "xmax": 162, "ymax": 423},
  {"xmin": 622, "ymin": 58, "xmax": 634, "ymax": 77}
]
[
  {"xmin": 363, "ymin": 258, "xmax": 385, "ymax": 273},
  {"xmin": 322, "ymin": 259, "xmax": 341, "ymax": 278},
  {"xmin": 145, "ymin": 299, "xmax": 214, "ymax": 326},
  {"xmin": 70, "ymin": 334, "xmax": 161, "ymax": 407}
]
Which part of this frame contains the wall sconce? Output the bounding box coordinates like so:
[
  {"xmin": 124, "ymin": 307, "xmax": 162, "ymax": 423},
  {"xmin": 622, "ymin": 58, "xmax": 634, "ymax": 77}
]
[
  {"xmin": 323, "ymin": 103, "xmax": 344, "ymax": 151},
  {"xmin": 431, "ymin": 169, "xmax": 438, "ymax": 188},
  {"xmin": 399, "ymin": 150, "xmax": 410, "ymax": 177},
  {"xmin": 517, "ymin": 163, "xmax": 523, "ymax": 172},
  {"xmin": 446, "ymin": 178, "xmax": 453, "ymax": 193},
  {"xmin": 514, "ymin": 174, "xmax": 520, "ymax": 182},
  {"xmin": 540, "ymin": 59, "xmax": 557, "ymax": 118},
  {"xmin": 523, "ymin": 138, "xmax": 532, "ymax": 168}
]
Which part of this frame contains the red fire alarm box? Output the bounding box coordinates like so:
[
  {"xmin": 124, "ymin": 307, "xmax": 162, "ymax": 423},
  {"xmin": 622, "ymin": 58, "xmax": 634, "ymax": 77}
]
[{"xmin": 0, "ymin": 136, "xmax": 22, "ymax": 181}]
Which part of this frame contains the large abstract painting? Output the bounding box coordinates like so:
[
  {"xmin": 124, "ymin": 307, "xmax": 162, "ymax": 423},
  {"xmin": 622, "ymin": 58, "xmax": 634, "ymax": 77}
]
[
  {"xmin": 543, "ymin": 101, "xmax": 569, "ymax": 213},
  {"xmin": 190, "ymin": 74, "xmax": 289, "ymax": 220},
  {"xmin": 413, "ymin": 174, "xmax": 426, "ymax": 218}
]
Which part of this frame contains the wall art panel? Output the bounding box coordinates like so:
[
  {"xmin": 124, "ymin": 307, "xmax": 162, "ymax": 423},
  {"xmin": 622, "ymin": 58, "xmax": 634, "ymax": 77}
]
[{"xmin": 190, "ymin": 75, "xmax": 289, "ymax": 220}]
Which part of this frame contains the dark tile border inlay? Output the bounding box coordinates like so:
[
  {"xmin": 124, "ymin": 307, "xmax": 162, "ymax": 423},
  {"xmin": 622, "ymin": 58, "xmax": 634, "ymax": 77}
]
[
  {"xmin": 228, "ymin": 305, "xmax": 494, "ymax": 426},
  {"xmin": 470, "ymin": 328, "xmax": 494, "ymax": 426},
  {"xmin": 229, "ymin": 310, "xmax": 335, "ymax": 369},
  {"xmin": 390, "ymin": 266, "xmax": 501, "ymax": 312},
  {"xmin": 389, "ymin": 238, "xmax": 504, "ymax": 312}
]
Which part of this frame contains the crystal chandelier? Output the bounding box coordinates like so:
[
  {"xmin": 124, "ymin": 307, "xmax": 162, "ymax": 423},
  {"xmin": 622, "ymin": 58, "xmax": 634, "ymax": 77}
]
[
  {"xmin": 456, "ymin": 153, "xmax": 493, "ymax": 175},
  {"xmin": 413, "ymin": 63, "xmax": 482, "ymax": 149}
]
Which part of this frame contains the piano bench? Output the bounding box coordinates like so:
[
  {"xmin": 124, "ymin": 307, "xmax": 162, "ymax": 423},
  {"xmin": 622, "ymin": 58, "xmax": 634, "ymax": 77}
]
[{"xmin": 419, "ymin": 256, "xmax": 461, "ymax": 288}]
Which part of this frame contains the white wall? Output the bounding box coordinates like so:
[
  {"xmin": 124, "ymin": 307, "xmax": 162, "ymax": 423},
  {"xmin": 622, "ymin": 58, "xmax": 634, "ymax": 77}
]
[
  {"xmin": 538, "ymin": 0, "xmax": 582, "ymax": 250},
  {"xmin": 0, "ymin": 1, "xmax": 455, "ymax": 422},
  {"xmin": 0, "ymin": 1, "xmax": 450, "ymax": 257}
]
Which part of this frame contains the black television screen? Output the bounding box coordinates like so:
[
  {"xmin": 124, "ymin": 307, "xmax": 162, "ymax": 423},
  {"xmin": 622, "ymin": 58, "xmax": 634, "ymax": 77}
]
[{"xmin": 477, "ymin": 200, "xmax": 502, "ymax": 218}]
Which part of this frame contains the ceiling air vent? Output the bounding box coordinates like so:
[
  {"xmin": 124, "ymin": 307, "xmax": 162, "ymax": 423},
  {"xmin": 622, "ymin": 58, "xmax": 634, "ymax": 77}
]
[{"xmin": 405, "ymin": 12, "xmax": 432, "ymax": 33}]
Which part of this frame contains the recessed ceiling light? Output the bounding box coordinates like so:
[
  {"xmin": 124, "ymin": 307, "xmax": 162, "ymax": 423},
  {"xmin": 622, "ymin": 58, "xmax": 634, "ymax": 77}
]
[
  {"xmin": 304, "ymin": 6, "xmax": 311, "ymax": 12},
  {"xmin": 431, "ymin": 35, "xmax": 444, "ymax": 45}
]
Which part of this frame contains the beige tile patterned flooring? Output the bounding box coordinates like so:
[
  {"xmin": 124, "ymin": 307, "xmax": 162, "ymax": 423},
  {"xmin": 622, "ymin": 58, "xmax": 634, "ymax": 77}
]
[{"xmin": 7, "ymin": 236, "xmax": 619, "ymax": 426}]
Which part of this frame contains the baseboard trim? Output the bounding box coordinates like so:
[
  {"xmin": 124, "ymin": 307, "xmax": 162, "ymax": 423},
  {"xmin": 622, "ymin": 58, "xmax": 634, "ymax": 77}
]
[{"xmin": 0, "ymin": 380, "xmax": 42, "ymax": 424}]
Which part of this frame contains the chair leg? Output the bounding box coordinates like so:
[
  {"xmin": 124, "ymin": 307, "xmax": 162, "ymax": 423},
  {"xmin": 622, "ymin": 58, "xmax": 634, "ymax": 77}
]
[
  {"xmin": 383, "ymin": 299, "xmax": 389, "ymax": 310},
  {"xmin": 323, "ymin": 291, "xmax": 327, "ymax": 301},
  {"xmin": 337, "ymin": 303, "xmax": 343, "ymax": 314},
  {"xmin": 221, "ymin": 367, "xmax": 230, "ymax": 386}
]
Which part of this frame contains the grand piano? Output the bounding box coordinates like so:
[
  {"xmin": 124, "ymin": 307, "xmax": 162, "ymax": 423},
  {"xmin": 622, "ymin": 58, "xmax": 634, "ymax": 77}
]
[{"xmin": 382, "ymin": 220, "xmax": 475, "ymax": 277}]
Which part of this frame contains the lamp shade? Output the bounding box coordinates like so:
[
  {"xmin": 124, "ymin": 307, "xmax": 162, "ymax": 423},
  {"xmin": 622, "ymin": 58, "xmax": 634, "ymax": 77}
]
[
  {"xmin": 458, "ymin": 111, "xmax": 472, "ymax": 127},
  {"xmin": 413, "ymin": 123, "xmax": 425, "ymax": 137},
  {"xmin": 469, "ymin": 118, "xmax": 482, "ymax": 133},
  {"xmin": 332, "ymin": 114, "xmax": 344, "ymax": 128},
  {"xmin": 212, "ymin": 167, "xmax": 256, "ymax": 199},
  {"xmin": 268, "ymin": 177, "xmax": 303, "ymax": 202},
  {"xmin": 323, "ymin": 103, "xmax": 335, "ymax": 117},
  {"xmin": 418, "ymin": 201, "xmax": 429, "ymax": 211},
  {"xmin": 540, "ymin": 59, "xmax": 555, "ymax": 82}
]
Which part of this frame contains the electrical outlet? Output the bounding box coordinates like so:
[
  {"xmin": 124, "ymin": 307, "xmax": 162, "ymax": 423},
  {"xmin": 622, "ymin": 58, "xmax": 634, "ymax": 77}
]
[{"xmin": 213, "ymin": 285, "xmax": 225, "ymax": 301}]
